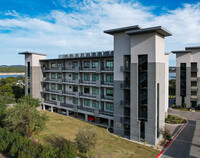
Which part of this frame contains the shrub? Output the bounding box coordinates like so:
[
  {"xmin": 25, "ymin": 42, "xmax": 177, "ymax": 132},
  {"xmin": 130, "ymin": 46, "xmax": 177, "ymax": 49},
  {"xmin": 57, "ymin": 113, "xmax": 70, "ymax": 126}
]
[
  {"xmin": 183, "ymin": 103, "xmax": 187, "ymax": 108},
  {"xmin": 166, "ymin": 133, "xmax": 172, "ymax": 141},
  {"xmin": 59, "ymin": 140, "xmax": 77, "ymax": 158},
  {"xmin": 40, "ymin": 146, "xmax": 58, "ymax": 158}
]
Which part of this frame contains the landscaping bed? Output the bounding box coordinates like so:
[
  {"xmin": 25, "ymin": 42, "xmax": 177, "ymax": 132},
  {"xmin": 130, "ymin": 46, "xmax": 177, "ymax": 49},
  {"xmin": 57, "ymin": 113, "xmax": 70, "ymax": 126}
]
[{"xmin": 165, "ymin": 115, "xmax": 186, "ymax": 124}]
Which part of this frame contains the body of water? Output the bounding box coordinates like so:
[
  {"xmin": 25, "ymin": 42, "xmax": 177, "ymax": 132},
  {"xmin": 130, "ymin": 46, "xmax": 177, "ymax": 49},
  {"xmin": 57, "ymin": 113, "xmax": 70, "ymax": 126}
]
[
  {"xmin": 0, "ymin": 75, "xmax": 24, "ymax": 79},
  {"xmin": 169, "ymin": 72, "xmax": 176, "ymax": 80}
]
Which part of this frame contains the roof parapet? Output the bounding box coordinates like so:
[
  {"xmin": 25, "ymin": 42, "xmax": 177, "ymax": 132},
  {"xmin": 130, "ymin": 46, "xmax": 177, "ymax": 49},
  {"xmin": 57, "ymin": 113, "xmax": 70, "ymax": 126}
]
[{"xmin": 19, "ymin": 51, "xmax": 46, "ymax": 56}]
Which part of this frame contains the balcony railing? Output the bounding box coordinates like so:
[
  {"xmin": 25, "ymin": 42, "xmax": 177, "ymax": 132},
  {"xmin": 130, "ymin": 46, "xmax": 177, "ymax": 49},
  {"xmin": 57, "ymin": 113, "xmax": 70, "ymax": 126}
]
[
  {"xmin": 101, "ymin": 67, "xmax": 114, "ymax": 72},
  {"xmin": 191, "ymin": 87, "xmax": 198, "ymax": 91},
  {"xmin": 80, "ymin": 93, "xmax": 96, "ymax": 98},
  {"xmin": 191, "ymin": 77, "xmax": 198, "ymax": 81},
  {"xmin": 120, "ymin": 66, "xmax": 130, "ymax": 72},
  {"xmin": 80, "ymin": 80, "xmax": 96, "ymax": 85},
  {"xmin": 101, "ymin": 81, "xmax": 113, "ymax": 86},
  {"xmin": 191, "ymin": 96, "xmax": 198, "ymax": 99},
  {"xmin": 101, "ymin": 95, "xmax": 113, "ymax": 101}
]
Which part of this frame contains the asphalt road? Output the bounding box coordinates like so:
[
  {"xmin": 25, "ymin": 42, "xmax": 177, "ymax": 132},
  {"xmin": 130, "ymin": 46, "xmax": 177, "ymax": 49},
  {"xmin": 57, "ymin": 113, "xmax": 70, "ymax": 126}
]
[{"xmin": 162, "ymin": 109, "xmax": 200, "ymax": 158}]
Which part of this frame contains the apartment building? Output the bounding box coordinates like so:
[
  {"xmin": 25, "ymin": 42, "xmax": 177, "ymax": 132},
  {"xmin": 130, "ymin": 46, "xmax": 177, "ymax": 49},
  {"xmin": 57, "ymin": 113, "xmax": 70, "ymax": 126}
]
[
  {"xmin": 19, "ymin": 25, "xmax": 171, "ymax": 145},
  {"xmin": 172, "ymin": 46, "xmax": 200, "ymax": 108}
]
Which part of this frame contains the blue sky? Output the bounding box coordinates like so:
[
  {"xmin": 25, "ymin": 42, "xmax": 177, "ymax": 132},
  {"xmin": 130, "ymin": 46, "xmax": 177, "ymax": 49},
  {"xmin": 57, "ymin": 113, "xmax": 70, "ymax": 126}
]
[{"xmin": 0, "ymin": 0, "xmax": 200, "ymax": 66}]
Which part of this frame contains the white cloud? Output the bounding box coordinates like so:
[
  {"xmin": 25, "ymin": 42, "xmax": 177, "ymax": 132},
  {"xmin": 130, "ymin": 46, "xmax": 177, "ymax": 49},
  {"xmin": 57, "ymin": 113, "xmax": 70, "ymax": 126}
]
[
  {"xmin": 0, "ymin": 0, "xmax": 200, "ymax": 65},
  {"xmin": 4, "ymin": 10, "xmax": 19, "ymax": 17}
]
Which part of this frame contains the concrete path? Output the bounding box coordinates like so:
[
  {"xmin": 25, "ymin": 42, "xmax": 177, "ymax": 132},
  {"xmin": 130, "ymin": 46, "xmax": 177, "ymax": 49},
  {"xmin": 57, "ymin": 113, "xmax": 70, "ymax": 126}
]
[{"xmin": 161, "ymin": 109, "xmax": 200, "ymax": 158}]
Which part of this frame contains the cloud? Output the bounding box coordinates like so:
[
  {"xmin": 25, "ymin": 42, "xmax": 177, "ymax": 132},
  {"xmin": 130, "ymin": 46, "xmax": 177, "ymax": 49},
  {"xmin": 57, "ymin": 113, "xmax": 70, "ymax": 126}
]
[
  {"xmin": 4, "ymin": 10, "xmax": 19, "ymax": 17},
  {"xmin": 0, "ymin": 0, "xmax": 200, "ymax": 65}
]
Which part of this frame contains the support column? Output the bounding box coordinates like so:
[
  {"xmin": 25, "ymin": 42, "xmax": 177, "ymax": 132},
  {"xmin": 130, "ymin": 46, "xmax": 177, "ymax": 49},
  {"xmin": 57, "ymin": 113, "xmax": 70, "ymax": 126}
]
[
  {"xmin": 51, "ymin": 106, "xmax": 53, "ymax": 112},
  {"xmin": 85, "ymin": 114, "xmax": 88, "ymax": 121},
  {"xmin": 108, "ymin": 119, "xmax": 111, "ymax": 127},
  {"xmin": 43, "ymin": 105, "xmax": 45, "ymax": 111},
  {"xmin": 66, "ymin": 110, "xmax": 69, "ymax": 116}
]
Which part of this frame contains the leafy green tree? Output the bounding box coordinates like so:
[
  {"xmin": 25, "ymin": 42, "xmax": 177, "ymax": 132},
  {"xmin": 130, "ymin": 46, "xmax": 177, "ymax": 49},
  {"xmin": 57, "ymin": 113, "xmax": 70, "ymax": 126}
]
[
  {"xmin": 5, "ymin": 102, "xmax": 48, "ymax": 137},
  {"xmin": 169, "ymin": 79, "xmax": 176, "ymax": 96},
  {"xmin": 18, "ymin": 95, "xmax": 40, "ymax": 108},
  {"xmin": 0, "ymin": 84, "xmax": 14, "ymax": 96},
  {"xmin": 75, "ymin": 127, "xmax": 97, "ymax": 158},
  {"xmin": 40, "ymin": 146, "xmax": 58, "ymax": 158}
]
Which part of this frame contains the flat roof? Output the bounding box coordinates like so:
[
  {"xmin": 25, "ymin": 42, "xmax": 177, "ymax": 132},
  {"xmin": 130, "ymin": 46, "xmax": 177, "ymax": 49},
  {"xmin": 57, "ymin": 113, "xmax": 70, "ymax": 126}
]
[
  {"xmin": 171, "ymin": 50, "xmax": 191, "ymax": 54},
  {"xmin": 126, "ymin": 26, "xmax": 172, "ymax": 37},
  {"xmin": 19, "ymin": 51, "xmax": 46, "ymax": 56},
  {"xmin": 104, "ymin": 25, "xmax": 142, "ymax": 35},
  {"xmin": 185, "ymin": 46, "xmax": 200, "ymax": 50}
]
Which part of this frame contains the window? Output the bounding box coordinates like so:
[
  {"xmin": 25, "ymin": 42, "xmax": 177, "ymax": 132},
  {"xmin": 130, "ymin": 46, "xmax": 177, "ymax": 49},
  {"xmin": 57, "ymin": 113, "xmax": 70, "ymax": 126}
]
[
  {"xmin": 92, "ymin": 61, "xmax": 99, "ymax": 68},
  {"xmin": 73, "ymin": 98, "xmax": 78, "ymax": 104},
  {"xmin": 106, "ymin": 61, "xmax": 113, "ymax": 68},
  {"xmin": 51, "ymin": 94, "xmax": 56, "ymax": 101},
  {"xmin": 51, "ymin": 84, "xmax": 56, "ymax": 90},
  {"xmin": 51, "ymin": 73, "xmax": 56, "ymax": 79},
  {"xmin": 106, "ymin": 74, "xmax": 113, "ymax": 82},
  {"xmin": 84, "ymin": 61, "xmax": 90, "ymax": 68},
  {"xmin": 72, "ymin": 61, "xmax": 78, "ymax": 68},
  {"xmin": 106, "ymin": 89, "xmax": 113, "ymax": 96},
  {"xmin": 84, "ymin": 87, "xmax": 90, "ymax": 94},
  {"xmin": 106, "ymin": 103, "xmax": 113, "ymax": 111},
  {"xmin": 58, "ymin": 84, "xmax": 62, "ymax": 90},
  {"xmin": 51, "ymin": 63, "xmax": 56, "ymax": 68},
  {"xmin": 73, "ymin": 86, "xmax": 78, "ymax": 92},
  {"xmin": 58, "ymin": 73, "xmax": 62, "ymax": 79},
  {"xmin": 92, "ymin": 74, "xmax": 99, "ymax": 81},
  {"xmin": 84, "ymin": 74, "xmax": 90, "ymax": 81},
  {"xmin": 57, "ymin": 62, "xmax": 62, "ymax": 68},
  {"xmin": 58, "ymin": 96, "xmax": 63, "ymax": 102},
  {"xmin": 84, "ymin": 99, "xmax": 90, "ymax": 107},
  {"xmin": 69, "ymin": 74, "xmax": 71, "ymax": 77},
  {"xmin": 92, "ymin": 101, "xmax": 99, "ymax": 108},
  {"xmin": 92, "ymin": 88, "xmax": 99, "ymax": 95},
  {"xmin": 73, "ymin": 74, "xmax": 78, "ymax": 80}
]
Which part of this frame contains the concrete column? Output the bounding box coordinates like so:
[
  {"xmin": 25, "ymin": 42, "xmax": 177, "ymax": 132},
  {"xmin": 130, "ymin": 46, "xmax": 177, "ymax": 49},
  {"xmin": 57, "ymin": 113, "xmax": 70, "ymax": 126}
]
[
  {"xmin": 85, "ymin": 114, "xmax": 88, "ymax": 121},
  {"xmin": 66, "ymin": 110, "xmax": 69, "ymax": 116},
  {"xmin": 108, "ymin": 119, "xmax": 111, "ymax": 127},
  {"xmin": 43, "ymin": 105, "xmax": 45, "ymax": 111},
  {"xmin": 51, "ymin": 106, "xmax": 53, "ymax": 112}
]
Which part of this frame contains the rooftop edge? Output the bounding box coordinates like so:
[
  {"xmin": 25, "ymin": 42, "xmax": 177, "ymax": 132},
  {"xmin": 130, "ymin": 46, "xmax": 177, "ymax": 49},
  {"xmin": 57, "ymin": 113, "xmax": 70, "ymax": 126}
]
[{"xmin": 19, "ymin": 51, "xmax": 47, "ymax": 56}]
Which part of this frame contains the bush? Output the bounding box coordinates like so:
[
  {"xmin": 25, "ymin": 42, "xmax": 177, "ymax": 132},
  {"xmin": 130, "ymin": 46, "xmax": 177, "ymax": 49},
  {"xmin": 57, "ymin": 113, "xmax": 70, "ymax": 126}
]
[
  {"xmin": 40, "ymin": 146, "xmax": 58, "ymax": 158},
  {"xmin": 59, "ymin": 140, "xmax": 77, "ymax": 158},
  {"xmin": 183, "ymin": 103, "xmax": 187, "ymax": 108},
  {"xmin": 166, "ymin": 133, "xmax": 172, "ymax": 141}
]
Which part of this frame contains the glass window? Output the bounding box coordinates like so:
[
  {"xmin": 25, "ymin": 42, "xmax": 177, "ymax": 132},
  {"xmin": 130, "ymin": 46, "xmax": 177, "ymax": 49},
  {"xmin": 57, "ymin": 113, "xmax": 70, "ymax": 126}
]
[
  {"xmin": 51, "ymin": 63, "xmax": 56, "ymax": 68},
  {"xmin": 51, "ymin": 84, "xmax": 56, "ymax": 90},
  {"xmin": 73, "ymin": 86, "xmax": 78, "ymax": 92},
  {"xmin": 84, "ymin": 61, "xmax": 90, "ymax": 68},
  {"xmin": 92, "ymin": 88, "xmax": 99, "ymax": 95},
  {"xmin": 84, "ymin": 74, "xmax": 90, "ymax": 81},
  {"xmin": 106, "ymin": 74, "xmax": 113, "ymax": 82},
  {"xmin": 58, "ymin": 96, "xmax": 63, "ymax": 102},
  {"xmin": 106, "ymin": 89, "xmax": 113, "ymax": 96},
  {"xmin": 58, "ymin": 73, "xmax": 62, "ymax": 79},
  {"xmin": 73, "ymin": 98, "xmax": 78, "ymax": 104},
  {"xmin": 57, "ymin": 62, "xmax": 62, "ymax": 68},
  {"xmin": 92, "ymin": 61, "xmax": 99, "ymax": 68},
  {"xmin": 106, "ymin": 61, "xmax": 113, "ymax": 68},
  {"xmin": 92, "ymin": 74, "xmax": 99, "ymax": 81},
  {"xmin": 51, "ymin": 73, "xmax": 56, "ymax": 79},
  {"xmin": 58, "ymin": 84, "xmax": 62, "ymax": 90},
  {"xmin": 106, "ymin": 103, "xmax": 113, "ymax": 111},
  {"xmin": 84, "ymin": 87, "xmax": 90, "ymax": 94},
  {"xmin": 92, "ymin": 101, "xmax": 99, "ymax": 108},
  {"xmin": 72, "ymin": 61, "xmax": 78, "ymax": 68},
  {"xmin": 73, "ymin": 74, "xmax": 78, "ymax": 80},
  {"xmin": 51, "ymin": 94, "xmax": 56, "ymax": 101},
  {"xmin": 84, "ymin": 99, "xmax": 90, "ymax": 107}
]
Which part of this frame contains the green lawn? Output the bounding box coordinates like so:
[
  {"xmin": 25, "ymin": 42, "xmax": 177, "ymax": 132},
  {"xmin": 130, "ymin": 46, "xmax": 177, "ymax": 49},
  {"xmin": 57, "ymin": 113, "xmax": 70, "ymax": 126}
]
[
  {"xmin": 37, "ymin": 111, "xmax": 159, "ymax": 158},
  {"xmin": 172, "ymin": 108, "xmax": 200, "ymax": 112}
]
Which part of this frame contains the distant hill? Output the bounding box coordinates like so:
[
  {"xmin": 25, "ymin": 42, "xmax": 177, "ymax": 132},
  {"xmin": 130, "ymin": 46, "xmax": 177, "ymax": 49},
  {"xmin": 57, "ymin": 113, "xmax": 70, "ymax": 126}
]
[{"xmin": 0, "ymin": 65, "xmax": 25, "ymax": 73}]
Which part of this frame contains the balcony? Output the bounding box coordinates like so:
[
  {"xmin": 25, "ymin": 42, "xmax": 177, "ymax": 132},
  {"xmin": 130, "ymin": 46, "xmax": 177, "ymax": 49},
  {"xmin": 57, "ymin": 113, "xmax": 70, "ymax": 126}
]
[
  {"xmin": 191, "ymin": 87, "xmax": 198, "ymax": 91},
  {"xmin": 43, "ymin": 88, "xmax": 60, "ymax": 94},
  {"xmin": 80, "ymin": 93, "xmax": 96, "ymax": 99},
  {"xmin": 44, "ymin": 100, "xmax": 57, "ymax": 105},
  {"xmin": 101, "ymin": 67, "xmax": 114, "ymax": 72},
  {"xmin": 99, "ymin": 109, "xmax": 113, "ymax": 116},
  {"xmin": 101, "ymin": 95, "xmax": 113, "ymax": 102},
  {"xmin": 43, "ymin": 67, "xmax": 63, "ymax": 72},
  {"xmin": 191, "ymin": 95, "xmax": 198, "ymax": 99},
  {"xmin": 101, "ymin": 81, "xmax": 113, "ymax": 87},
  {"xmin": 80, "ymin": 80, "xmax": 96, "ymax": 85},
  {"xmin": 120, "ymin": 66, "xmax": 130, "ymax": 72},
  {"xmin": 79, "ymin": 67, "xmax": 100, "ymax": 73},
  {"xmin": 63, "ymin": 79, "xmax": 76, "ymax": 84}
]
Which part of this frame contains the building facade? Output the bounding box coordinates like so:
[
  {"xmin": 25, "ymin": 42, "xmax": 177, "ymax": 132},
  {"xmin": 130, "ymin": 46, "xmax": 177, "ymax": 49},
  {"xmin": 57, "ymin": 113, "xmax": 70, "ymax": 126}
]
[
  {"xmin": 19, "ymin": 25, "xmax": 171, "ymax": 145},
  {"xmin": 172, "ymin": 46, "xmax": 200, "ymax": 108}
]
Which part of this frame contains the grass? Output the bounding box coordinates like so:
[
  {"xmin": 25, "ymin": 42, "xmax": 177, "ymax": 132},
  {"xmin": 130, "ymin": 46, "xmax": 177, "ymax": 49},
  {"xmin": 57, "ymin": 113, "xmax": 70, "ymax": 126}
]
[
  {"xmin": 37, "ymin": 111, "xmax": 159, "ymax": 158},
  {"xmin": 165, "ymin": 115, "xmax": 186, "ymax": 124},
  {"xmin": 172, "ymin": 107, "xmax": 200, "ymax": 112}
]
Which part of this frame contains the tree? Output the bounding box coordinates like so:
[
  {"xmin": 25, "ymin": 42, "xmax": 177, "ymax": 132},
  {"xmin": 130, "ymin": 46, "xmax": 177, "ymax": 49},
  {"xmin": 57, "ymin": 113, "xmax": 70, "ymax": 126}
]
[
  {"xmin": 160, "ymin": 127, "xmax": 172, "ymax": 144},
  {"xmin": 59, "ymin": 140, "xmax": 77, "ymax": 158},
  {"xmin": 169, "ymin": 79, "xmax": 176, "ymax": 96},
  {"xmin": 18, "ymin": 95, "xmax": 40, "ymax": 108},
  {"xmin": 75, "ymin": 127, "xmax": 97, "ymax": 158},
  {"xmin": 4, "ymin": 101, "xmax": 48, "ymax": 137}
]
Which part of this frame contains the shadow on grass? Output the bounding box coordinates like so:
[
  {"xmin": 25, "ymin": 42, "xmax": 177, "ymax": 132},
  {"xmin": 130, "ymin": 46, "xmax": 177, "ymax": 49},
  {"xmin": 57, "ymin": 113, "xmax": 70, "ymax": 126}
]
[{"xmin": 42, "ymin": 134, "xmax": 68, "ymax": 148}]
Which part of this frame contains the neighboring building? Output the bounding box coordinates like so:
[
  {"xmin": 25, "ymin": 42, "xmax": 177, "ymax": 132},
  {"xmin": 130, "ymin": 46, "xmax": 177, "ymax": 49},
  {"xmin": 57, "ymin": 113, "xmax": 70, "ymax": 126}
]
[
  {"xmin": 172, "ymin": 46, "xmax": 200, "ymax": 108},
  {"xmin": 19, "ymin": 25, "xmax": 171, "ymax": 145}
]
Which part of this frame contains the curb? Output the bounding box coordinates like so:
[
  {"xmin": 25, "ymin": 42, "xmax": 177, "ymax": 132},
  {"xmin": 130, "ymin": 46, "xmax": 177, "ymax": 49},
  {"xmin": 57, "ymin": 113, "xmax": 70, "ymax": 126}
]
[{"xmin": 156, "ymin": 120, "xmax": 188, "ymax": 158}]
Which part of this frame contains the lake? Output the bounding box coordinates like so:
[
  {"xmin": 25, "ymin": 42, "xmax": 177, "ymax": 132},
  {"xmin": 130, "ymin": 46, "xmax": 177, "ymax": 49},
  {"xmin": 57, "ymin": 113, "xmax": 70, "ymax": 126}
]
[{"xmin": 0, "ymin": 75, "xmax": 24, "ymax": 79}]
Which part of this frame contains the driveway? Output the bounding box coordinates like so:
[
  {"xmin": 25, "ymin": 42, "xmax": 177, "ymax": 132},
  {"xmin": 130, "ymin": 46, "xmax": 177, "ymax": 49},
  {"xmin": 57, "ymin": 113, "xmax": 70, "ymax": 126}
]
[{"xmin": 161, "ymin": 109, "xmax": 200, "ymax": 158}]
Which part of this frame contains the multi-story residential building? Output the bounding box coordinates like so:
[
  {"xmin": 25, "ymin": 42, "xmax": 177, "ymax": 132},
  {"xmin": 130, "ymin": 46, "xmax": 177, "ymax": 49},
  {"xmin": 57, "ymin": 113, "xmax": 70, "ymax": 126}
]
[
  {"xmin": 172, "ymin": 46, "xmax": 200, "ymax": 108},
  {"xmin": 19, "ymin": 25, "xmax": 171, "ymax": 145}
]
